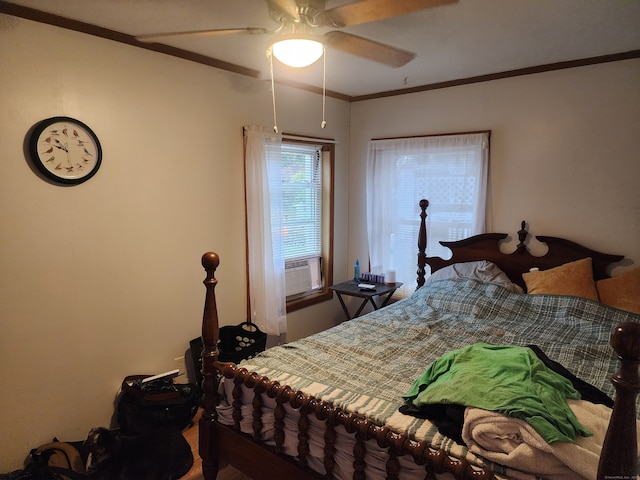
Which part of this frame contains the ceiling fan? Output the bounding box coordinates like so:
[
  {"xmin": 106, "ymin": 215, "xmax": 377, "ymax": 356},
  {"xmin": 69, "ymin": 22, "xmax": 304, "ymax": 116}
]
[{"xmin": 136, "ymin": 0, "xmax": 458, "ymax": 68}]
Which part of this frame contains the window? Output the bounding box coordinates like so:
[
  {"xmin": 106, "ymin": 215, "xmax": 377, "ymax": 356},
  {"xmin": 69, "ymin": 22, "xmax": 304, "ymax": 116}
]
[
  {"xmin": 366, "ymin": 132, "xmax": 489, "ymax": 297},
  {"xmin": 281, "ymin": 143, "xmax": 322, "ymax": 297},
  {"xmin": 244, "ymin": 127, "xmax": 335, "ymax": 334},
  {"xmin": 280, "ymin": 139, "xmax": 334, "ymax": 312}
]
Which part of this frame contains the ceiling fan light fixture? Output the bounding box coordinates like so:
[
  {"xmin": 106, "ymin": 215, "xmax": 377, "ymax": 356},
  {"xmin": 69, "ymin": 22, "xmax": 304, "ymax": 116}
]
[{"xmin": 268, "ymin": 33, "xmax": 324, "ymax": 68}]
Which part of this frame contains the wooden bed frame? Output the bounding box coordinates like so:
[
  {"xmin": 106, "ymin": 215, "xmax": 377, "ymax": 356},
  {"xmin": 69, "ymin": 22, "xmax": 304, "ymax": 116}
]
[{"xmin": 199, "ymin": 199, "xmax": 639, "ymax": 480}]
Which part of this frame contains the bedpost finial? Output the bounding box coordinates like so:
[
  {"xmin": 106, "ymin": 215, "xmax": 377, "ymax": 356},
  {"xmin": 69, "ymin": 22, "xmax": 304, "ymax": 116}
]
[
  {"xmin": 419, "ymin": 199, "xmax": 429, "ymax": 210},
  {"xmin": 202, "ymin": 252, "xmax": 220, "ymax": 271},
  {"xmin": 516, "ymin": 221, "xmax": 529, "ymax": 252},
  {"xmin": 611, "ymin": 322, "xmax": 640, "ymax": 360}
]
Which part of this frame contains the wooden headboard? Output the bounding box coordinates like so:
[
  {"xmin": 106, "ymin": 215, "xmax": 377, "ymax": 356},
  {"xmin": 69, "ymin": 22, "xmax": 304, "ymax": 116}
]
[{"xmin": 416, "ymin": 199, "xmax": 624, "ymax": 291}]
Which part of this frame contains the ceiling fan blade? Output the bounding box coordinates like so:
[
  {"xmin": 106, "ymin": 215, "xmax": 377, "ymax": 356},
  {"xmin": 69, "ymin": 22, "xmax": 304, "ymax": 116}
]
[
  {"xmin": 317, "ymin": 0, "xmax": 457, "ymax": 28},
  {"xmin": 266, "ymin": 0, "xmax": 300, "ymax": 21},
  {"xmin": 136, "ymin": 27, "xmax": 268, "ymax": 43},
  {"xmin": 324, "ymin": 31, "xmax": 416, "ymax": 67}
]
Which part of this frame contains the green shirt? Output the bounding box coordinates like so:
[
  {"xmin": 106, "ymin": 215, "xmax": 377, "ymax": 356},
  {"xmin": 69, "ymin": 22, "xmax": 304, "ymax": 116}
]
[{"xmin": 403, "ymin": 343, "xmax": 591, "ymax": 443}]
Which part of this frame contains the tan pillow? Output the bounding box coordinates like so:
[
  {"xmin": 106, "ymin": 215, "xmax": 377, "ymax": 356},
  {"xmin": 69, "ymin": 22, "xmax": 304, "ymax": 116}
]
[
  {"xmin": 596, "ymin": 268, "xmax": 640, "ymax": 314},
  {"xmin": 522, "ymin": 257, "xmax": 599, "ymax": 301}
]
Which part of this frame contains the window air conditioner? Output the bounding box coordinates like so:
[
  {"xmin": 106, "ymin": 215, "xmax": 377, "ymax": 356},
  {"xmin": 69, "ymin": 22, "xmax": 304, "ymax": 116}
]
[{"xmin": 285, "ymin": 260, "xmax": 313, "ymax": 297}]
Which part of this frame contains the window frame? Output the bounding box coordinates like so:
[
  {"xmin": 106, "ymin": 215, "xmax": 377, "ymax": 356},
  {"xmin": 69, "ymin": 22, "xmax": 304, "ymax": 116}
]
[{"xmin": 281, "ymin": 138, "xmax": 334, "ymax": 313}]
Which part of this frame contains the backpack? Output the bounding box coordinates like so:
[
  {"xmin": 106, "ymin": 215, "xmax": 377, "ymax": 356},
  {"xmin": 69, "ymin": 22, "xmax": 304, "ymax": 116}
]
[
  {"xmin": 115, "ymin": 375, "xmax": 200, "ymax": 435},
  {"xmin": 0, "ymin": 440, "xmax": 87, "ymax": 480}
]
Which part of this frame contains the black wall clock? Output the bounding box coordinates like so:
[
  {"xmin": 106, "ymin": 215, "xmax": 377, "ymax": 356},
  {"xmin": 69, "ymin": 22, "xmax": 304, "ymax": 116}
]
[{"xmin": 29, "ymin": 116, "xmax": 102, "ymax": 185}]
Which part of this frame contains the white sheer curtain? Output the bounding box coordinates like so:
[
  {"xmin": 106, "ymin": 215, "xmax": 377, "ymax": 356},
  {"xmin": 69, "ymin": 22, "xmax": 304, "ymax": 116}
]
[
  {"xmin": 244, "ymin": 126, "xmax": 287, "ymax": 336},
  {"xmin": 366, "ymin": 132, "xmax": 489, "ymax": 297}
]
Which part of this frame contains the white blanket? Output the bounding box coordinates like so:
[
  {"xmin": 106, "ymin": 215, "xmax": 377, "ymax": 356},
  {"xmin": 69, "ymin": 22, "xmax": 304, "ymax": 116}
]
[{"xmin": 462, "ymin": 399, "xmax": 636, "ymax": 480}]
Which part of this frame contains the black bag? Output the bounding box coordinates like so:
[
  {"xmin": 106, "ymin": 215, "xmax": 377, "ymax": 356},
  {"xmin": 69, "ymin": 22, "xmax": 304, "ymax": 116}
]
[{"xmin": 115, "ymin": 375, "xmax": 200, "ymax": 435}]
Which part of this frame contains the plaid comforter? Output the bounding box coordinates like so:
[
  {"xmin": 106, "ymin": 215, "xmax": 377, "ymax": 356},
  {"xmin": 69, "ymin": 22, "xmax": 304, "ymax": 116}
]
[{"xmin": 241, "ymin": 279, "xmax": 639, "ymax": 475}]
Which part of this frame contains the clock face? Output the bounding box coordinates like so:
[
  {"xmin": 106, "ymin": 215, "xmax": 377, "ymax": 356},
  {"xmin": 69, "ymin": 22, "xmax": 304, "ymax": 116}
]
[{"xmin": 29, "ymin": 117, "xmax": 102, "ymax": 185}]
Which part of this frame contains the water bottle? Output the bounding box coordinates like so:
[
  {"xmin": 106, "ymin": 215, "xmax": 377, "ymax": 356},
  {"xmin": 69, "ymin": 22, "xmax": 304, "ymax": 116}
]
[{"xmin": 354, "ymin": 259, "xmax": 360, "ymax": 282}]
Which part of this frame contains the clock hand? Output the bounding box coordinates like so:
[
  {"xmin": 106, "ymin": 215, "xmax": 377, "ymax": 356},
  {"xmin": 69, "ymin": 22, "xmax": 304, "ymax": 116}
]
[
  {"xmin": 64, "ymin": 142, "xmax": 72, "ymax": 168},
  {"xmin": 53, "ymin": 139, "xmax": 68, "ymax": 153}
]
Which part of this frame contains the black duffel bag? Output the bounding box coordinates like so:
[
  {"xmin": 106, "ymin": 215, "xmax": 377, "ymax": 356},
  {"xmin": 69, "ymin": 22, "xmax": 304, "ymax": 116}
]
[{"xmin": 115, "ymin": 375, "xmax": 200, "ymax": 434}]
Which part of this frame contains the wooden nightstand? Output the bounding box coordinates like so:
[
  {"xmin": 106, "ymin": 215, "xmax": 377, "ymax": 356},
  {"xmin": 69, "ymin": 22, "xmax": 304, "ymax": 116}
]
[{"xmin": 329, "ymin": 280, "xmax": 403, "ymax": 320}]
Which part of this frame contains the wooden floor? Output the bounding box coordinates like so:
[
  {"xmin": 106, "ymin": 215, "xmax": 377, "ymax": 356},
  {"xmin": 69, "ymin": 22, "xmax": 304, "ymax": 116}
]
[{"xmin": 182, "ymin": 410, "xmax": 251, "ymax": 480}]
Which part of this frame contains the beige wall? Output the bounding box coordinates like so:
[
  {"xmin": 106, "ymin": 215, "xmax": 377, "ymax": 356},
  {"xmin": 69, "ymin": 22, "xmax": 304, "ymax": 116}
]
[
  {"xmin": 349, "ymin": 59, "xmax": 640, "ymax": 275},
  {"xmin": 0, "ymin": 15, "xmax": 348, "ymax": 470}
]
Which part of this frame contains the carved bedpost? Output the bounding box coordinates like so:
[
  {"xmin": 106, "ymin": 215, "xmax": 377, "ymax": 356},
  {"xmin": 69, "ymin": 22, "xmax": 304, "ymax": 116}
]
[
  {"xmin": 200, "ymin": 252, "xmax": 221, "ymax": 480},
  {"xmin": 597, "ymin": 322, "xmax": 640, "ymax": 480},
  {"xmin": 417, "ymin": 199, "xmax": 429, "ymax": 289}
]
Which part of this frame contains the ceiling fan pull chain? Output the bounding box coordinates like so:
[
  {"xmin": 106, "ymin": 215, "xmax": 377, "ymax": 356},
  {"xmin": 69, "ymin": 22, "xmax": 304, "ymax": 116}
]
[
  {"xmin": 268, "ymin": 51, "xmax": 279, "ymax": 134},
  {"xmin": 321, "ymin": 45, "xmax": 327, "ymax": 129}
]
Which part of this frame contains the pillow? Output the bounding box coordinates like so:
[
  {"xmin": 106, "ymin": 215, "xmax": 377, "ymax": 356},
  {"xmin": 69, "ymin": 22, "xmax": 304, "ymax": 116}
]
[
  {"xmin": 427, "ymin": 260, "xmax": 524, "ymax": 293},
  {"xmin": 522, "ymin": 257, "xmax": 598, "ymax": 301},
  {"xmin": 596, "ymin": 268, "xmax": 640, "ymax": 314}
]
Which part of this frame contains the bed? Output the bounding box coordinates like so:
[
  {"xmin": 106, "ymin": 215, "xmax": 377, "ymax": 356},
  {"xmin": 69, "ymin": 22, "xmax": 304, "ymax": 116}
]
[{"xmin": 198, "ymin": 199, "xmax": 640, "ymax": 480}]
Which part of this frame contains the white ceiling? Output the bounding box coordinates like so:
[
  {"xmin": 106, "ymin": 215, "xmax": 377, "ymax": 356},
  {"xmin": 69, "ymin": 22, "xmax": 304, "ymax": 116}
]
[{"xmin": 3, "ymin": 0, "xmax": 640, "ymax": 99}]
